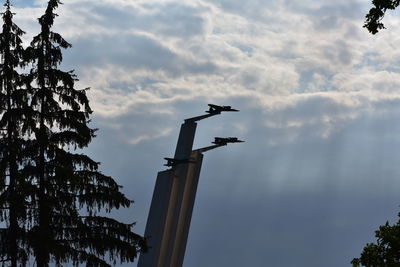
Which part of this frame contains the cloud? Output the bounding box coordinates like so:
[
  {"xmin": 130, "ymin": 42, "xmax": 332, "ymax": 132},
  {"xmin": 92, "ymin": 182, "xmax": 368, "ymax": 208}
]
[
  {"xmin": 12, "ymin": 0, "xmax": 395, "ymax": 133},
  {"xmin": 63, "ymin": 32, "xmax": 218, "ymax": 77},
  {"xmin": 11, "ymin": 0, "xmax": 400, "ymax": 154}
]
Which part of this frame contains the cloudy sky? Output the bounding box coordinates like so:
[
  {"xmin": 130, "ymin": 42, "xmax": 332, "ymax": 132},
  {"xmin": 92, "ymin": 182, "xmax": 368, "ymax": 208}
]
[{"xmin": 9, "ymin": 0, "xmax": 400, "ymax": 266}]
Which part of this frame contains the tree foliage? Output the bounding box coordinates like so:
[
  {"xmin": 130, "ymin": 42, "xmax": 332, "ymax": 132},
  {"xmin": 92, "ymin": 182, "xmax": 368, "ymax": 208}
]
[
  {"xmin": 0, "ymin": 1, "xmax": 146, "ymax": 266},
  {"xmin": 351, "ymin": 212, "xmax": 400, "ymax": 267},
  {"xmin": 364, "ymin": 0, "xmax": 400, "ymax": 34},
  {"xmin": 0, "ymin": 1, "xmax": 30, "ymax": 266}
]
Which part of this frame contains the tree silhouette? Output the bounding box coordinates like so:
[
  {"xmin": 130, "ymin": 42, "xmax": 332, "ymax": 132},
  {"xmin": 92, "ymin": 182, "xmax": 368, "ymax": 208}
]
[
  {"xmin": 364, "ymin": 0, "xmax": 400, "ymax": 34},
  {"xmin": 24, "ymin": 0, "xmax": 146, "ymax": 265},
  {"xmin": 351, "ymin": 212, "xmax": 400, "ymax": 267},
  {"xmin": 359, "ymin": 2, "xmax": 400, "ymax": 266},
  {"xmin": 0, "ymin": 0, "xmax": 146, "ymax": 266},
  {"xmin": 0, "ymin": 1, "xmax": 31, "ymax": 266}
]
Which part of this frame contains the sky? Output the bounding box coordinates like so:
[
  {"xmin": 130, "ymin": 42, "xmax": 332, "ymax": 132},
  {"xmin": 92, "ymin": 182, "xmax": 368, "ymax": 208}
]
[{"xmin": 8, "ymin": 0, "xmax": 400, "ymax": 266}]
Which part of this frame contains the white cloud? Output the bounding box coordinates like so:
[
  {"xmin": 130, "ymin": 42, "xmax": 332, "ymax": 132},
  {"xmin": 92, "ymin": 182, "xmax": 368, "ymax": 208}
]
[{"xmin": 128, "ymin": 127, "xmax": 173, "ymax": 145}]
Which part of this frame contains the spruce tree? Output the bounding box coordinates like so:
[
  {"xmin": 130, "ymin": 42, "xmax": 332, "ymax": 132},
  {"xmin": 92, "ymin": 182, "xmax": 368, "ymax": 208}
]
[
  {"xmin": 0, "ymin": 1, "xmax": 30, "ymax": 266},
  {"xmin": 24, "ymin": 0, "xmax": 146, "ymax": 266}
]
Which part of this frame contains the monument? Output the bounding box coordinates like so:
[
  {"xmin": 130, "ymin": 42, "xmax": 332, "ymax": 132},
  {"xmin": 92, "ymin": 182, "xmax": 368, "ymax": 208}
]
[{"xmin": 137, "ymin": 104, "xmax": 243, "ymax": 267}]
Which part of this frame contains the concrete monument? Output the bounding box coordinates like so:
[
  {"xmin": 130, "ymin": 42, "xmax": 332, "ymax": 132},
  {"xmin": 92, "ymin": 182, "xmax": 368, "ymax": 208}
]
[{"xmin": 137, "ymin": 104, "xmax": 243, "ymax": 267}]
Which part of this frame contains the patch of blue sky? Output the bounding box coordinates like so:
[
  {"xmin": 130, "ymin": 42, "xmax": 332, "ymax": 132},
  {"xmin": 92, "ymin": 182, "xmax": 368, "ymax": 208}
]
[
  {"xmin": 10, "ymin": 0, "xmax": 37, "ymax": 8},
  {"xmin": 355, "ymin": 51, "xmax": 400, "ymax": 73},
  {"xmin": 229, "ymin": 42, "xmax": 254, "ymax": 56},
  {"xmin": 296, "ymin": 70, "xmax": 335, "ymax": 93},
  {"xmin": 354, "ymin": 51, "xmax": 386, "ymax": 70}
]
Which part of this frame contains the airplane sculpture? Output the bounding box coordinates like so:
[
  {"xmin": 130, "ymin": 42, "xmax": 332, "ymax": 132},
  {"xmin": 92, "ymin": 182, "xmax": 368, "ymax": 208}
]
[
  {"xmin": 185, "ymin": 104, "xmax": 239, "ymax": 123},
  {"xmin": 206, "ymin": 104, "xmax": 239, "ymax": 114},
  {"xmin": 164, "ymin": 137, "xmax": 244, "ymax": 166},
  {"xmin": 213, "ymin": 137, "xmax": 245, "ymax": 146}
]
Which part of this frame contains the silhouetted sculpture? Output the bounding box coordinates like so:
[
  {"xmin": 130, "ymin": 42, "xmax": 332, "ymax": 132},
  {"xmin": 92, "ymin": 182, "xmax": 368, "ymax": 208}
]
[{"xmin": 138, "ymin": 104, "xmax": 243, "ymax": 267}]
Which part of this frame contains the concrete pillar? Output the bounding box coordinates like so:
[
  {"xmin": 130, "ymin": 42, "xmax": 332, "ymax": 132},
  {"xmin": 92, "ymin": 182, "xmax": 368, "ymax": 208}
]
[{"xmin": 138, "ymin": 122, "xmax": 201, "ymax": 267}]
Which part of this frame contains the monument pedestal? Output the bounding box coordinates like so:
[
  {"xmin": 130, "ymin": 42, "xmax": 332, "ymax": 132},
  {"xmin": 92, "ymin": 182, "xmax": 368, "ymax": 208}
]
[{"xmin": 138, "ymin": 151, "xmax": 203, "ymax": 267}]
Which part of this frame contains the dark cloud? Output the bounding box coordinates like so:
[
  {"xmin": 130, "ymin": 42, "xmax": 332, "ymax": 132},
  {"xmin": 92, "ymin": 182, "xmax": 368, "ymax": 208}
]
[
  {"xmin": 309, "ymin": 2, "xmax": 366, "ymax": 20},
  {"xmin": 321, "ymin": 40, "xmax": 354, "ymax": 66},
  {"xmin": 287, "ymin": 1, "xmax": 366, "ymax": 21},
  {"xmin": 186, "ymin": 102, "xmax": 400, "ymax": 267},
  {"xmin": 185, "ymin": 189, "xmax": 399, "ymax": 267},
  {"xmin": 86, "ymin": 97, "xmax": 400, "ymax": 267},
  {"xmin": 68, "ymin": 1, "xmax": 208, "ymax": 38},
  {"xmin": 61, "ymin": 33, "xmax": 218, "ymax": 77},
  {"xmin": 132, "ymin": 2, "xmax": 208, "ymax": 38},
  {"xmin": 205, "ymin": 0, "xmax": 281, "ymax": 21}
]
